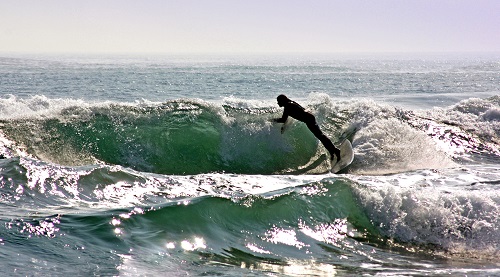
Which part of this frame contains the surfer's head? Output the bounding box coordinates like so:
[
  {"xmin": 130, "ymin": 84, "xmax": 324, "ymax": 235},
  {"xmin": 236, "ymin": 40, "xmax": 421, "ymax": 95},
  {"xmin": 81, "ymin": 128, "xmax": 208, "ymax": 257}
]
[{"xmin": 277, "ymin": 94, "xmax": 289, "ymax": 107}]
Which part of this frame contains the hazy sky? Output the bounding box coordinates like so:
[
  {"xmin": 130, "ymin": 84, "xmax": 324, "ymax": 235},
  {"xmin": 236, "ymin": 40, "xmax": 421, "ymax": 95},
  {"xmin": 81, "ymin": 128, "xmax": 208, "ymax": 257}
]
[{"xmin": 1, "ymin": 0, "xmax": 499, "ymax": 54}]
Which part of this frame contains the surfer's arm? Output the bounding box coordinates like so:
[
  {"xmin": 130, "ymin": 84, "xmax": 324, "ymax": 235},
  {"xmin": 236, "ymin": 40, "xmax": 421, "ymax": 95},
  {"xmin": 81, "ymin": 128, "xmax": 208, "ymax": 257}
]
[
  {"xmin": 273, "ymin": 113, "xmax": 288, "ymax": 123},
  {"xmin": 273, "ymin": 106, "xmax": 290, "ymax": 123}
]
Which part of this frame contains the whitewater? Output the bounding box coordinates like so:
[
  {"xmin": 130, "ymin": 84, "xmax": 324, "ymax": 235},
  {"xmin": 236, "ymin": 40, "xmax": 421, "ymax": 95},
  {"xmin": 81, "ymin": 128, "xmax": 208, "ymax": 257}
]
[{"xmin": 0, "ymin": 53, "xmax": 499, "ymax": 276}]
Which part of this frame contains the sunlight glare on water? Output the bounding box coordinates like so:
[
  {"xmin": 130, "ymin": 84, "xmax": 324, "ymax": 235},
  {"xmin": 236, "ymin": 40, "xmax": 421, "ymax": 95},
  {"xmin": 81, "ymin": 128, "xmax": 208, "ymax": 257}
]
[{"xmin": 264, "ymin": 226, "xmax": 307, "ymax": 249}]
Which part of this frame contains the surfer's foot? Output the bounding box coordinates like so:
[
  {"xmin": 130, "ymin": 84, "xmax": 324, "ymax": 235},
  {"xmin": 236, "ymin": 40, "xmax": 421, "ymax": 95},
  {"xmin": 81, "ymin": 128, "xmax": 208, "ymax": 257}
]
[{"xmin": 331, "ymin": 149, "xmax": 341, "ymax": 162}]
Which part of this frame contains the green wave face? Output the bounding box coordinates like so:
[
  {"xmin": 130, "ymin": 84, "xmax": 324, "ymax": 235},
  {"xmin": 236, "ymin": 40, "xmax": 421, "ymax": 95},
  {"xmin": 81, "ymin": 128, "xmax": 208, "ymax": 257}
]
[{"xmin": 2, "ymin": 100, "xmax": 323, "ymax": 174}]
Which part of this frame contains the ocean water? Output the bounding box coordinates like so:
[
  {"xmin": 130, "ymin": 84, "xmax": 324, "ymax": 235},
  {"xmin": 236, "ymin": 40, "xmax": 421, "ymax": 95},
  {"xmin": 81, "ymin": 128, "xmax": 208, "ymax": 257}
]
[{"xmin": 0, "ymin": 53, "xmax": 499, "ymax": 276}]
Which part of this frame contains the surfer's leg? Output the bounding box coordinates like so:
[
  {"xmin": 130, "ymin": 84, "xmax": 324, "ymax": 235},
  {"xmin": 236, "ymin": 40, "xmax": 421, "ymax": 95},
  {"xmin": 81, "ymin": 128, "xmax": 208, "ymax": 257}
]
[
  {"xmin": 321, "ymin": 136, "xmax": 341, "ymax": 161},
  {"xmin": 306, "ymin": 122, "xmax": 340, "ymax": 161}
]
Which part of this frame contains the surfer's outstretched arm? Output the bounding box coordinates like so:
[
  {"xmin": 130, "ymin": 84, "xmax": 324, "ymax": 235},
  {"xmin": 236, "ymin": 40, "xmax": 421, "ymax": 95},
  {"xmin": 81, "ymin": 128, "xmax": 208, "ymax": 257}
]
[{"xmin": 273, "ymin": 111, "xmax": 288, "ymax": 123}]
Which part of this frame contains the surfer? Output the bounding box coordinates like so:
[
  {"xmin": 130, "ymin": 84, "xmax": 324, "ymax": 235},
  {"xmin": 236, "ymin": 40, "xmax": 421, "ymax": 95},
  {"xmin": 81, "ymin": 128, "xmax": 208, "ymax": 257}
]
[{"xmin": 273, "ymin": 94, "xmax": 341, "ymax": 162}]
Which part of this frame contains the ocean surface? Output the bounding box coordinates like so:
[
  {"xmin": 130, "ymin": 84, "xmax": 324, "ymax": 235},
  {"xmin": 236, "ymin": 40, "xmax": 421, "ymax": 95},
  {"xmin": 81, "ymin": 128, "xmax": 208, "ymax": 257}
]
[{"xmin": 0, "ymin": 53, "xmax": 499, "ymax": 276}]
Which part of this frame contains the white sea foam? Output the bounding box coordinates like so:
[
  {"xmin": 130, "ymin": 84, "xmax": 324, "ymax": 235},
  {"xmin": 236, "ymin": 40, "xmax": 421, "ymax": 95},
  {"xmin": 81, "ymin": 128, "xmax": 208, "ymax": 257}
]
[
  {"xmin": 0, "ymin": 94, "xmax": 90, "ymax": 120},
  {"xmin": 483, "ymin": 107, "xmax": 500, "ymax": 121},
  {"xmin": 351, "ymin": 168, "xmax": 500, "ymax": 259}
]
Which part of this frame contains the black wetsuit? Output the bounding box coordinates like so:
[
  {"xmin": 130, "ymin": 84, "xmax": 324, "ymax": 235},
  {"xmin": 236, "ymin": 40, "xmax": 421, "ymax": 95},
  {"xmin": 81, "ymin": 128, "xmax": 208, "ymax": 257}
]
[{"xmin": 275, "ymin": 100, "xmax": 339, "ymax": 159}]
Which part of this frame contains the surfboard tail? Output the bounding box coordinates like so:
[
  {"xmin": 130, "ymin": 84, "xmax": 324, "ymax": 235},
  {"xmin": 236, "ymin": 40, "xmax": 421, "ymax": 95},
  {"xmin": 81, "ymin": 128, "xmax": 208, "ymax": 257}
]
[{"xmin": 331, "ymin": 139, "xmax": 354, "ymax": 173}]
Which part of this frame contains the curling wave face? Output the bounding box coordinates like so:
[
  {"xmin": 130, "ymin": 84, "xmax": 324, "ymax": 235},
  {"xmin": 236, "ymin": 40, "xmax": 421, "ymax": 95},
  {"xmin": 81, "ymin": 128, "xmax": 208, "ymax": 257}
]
[{"xmin": 1, "ymin": 94, "xmax": 498, "ymax": 175}]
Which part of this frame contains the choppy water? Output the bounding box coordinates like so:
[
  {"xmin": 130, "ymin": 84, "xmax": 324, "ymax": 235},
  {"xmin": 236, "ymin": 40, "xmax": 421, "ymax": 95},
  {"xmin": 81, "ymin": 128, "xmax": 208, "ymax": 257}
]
[{"xmin": 0, "ymin": 53, "xmax": 499, "ymax": 276}]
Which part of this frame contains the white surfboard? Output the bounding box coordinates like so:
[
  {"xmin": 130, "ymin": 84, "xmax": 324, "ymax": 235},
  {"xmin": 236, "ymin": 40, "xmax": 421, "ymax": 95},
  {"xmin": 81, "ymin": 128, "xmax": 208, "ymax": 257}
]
[{"xmin": 331, "ymin": 139, "xmax": 354, "ymax": 174}]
